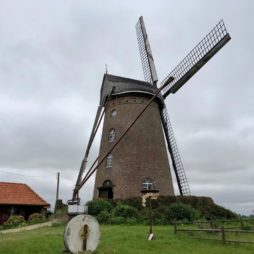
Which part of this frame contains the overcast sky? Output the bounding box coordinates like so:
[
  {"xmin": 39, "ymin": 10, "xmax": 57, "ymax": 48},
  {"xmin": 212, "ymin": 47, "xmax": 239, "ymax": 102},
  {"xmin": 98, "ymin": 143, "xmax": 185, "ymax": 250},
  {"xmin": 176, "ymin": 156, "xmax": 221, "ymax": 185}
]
[{"xmin": 0, "ymin": 0, "xmax": 253, "ymax": 215}]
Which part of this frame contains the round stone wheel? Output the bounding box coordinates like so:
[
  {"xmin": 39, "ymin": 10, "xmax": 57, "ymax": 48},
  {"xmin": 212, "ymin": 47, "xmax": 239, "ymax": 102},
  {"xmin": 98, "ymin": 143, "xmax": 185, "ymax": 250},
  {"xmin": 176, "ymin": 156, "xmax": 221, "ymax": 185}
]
[{"xmin": 64, "ymin": 214, "xmax": 100, "ymax": 253}]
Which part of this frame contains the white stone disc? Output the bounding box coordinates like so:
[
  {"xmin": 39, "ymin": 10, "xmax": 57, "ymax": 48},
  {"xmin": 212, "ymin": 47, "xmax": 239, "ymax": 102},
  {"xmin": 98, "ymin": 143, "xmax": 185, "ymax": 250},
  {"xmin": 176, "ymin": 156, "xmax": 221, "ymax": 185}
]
[{"xmin": 64, "ymin": 214, "xmax": 100, "ymax": 253}]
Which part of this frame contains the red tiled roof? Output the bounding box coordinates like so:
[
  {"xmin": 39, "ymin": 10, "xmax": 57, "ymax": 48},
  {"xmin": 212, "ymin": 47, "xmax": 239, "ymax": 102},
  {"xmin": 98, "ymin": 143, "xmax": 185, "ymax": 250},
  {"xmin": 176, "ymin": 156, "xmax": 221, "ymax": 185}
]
[{"xmin": 0, "ymin": 182, "xmax": 50, "ymax": 207}]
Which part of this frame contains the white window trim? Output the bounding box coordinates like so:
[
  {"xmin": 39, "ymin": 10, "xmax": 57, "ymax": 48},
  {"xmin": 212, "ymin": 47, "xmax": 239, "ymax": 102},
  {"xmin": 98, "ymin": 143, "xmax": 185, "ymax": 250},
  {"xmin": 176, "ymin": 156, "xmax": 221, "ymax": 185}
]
[
  {"xmin": 142, "ymin": 178, "xmax": 153, "ymax": 190},
  {"xmin": 106, "ymin": 154, "xmax": 113, "ymax": 168},
  {"xmin": 108, "ymin": 129, "xmax": 116, "ymax": 143}
]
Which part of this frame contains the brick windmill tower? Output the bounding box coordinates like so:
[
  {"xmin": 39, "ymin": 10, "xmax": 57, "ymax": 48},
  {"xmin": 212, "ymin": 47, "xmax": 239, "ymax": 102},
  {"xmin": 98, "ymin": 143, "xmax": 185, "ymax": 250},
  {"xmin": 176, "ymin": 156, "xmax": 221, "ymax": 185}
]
[
  {"xmin": 93, "ymin": 73, "xmax": 175, "ymax": 199},
  {"xmin": 71, "ymin": 17, "xmax": 231, "ymax": 202}
]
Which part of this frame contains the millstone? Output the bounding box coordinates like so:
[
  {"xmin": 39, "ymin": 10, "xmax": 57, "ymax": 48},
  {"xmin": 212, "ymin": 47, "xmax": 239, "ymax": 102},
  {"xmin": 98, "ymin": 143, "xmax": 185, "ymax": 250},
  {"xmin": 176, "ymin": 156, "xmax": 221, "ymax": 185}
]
[{"xmin": 64, "ymin": 214, "xmax": 100, "ymax": 253}]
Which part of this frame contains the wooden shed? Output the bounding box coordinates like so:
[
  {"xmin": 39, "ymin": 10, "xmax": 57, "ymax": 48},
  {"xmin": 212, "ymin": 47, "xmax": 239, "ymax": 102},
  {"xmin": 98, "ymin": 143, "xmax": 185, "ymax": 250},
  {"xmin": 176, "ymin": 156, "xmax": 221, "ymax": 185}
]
[{"xmin": 0, "ymin": 182, "xmax": 50, "ymax": 224}]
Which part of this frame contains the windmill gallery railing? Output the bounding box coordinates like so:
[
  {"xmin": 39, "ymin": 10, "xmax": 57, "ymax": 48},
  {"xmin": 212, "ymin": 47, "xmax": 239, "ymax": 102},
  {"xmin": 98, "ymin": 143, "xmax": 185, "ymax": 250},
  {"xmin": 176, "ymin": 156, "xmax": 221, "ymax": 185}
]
[{"xmin": 173, "ymin": 219, "xmax": 254, "ymax": 244}]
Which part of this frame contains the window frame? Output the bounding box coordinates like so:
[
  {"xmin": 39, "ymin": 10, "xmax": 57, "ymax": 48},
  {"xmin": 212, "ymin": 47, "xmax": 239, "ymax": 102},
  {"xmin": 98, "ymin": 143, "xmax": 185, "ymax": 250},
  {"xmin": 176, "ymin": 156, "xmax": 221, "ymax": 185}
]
[
  {"xmin": 106, "ymin": 154, "xmax": 113, "ymax": 168},
  {"xmin": 142, "ymin": 178, "xmax": 154, "ymax": 191},
  {"xmin": 108, "ymin": 128, "xmax": 116, "ymax": 143}
]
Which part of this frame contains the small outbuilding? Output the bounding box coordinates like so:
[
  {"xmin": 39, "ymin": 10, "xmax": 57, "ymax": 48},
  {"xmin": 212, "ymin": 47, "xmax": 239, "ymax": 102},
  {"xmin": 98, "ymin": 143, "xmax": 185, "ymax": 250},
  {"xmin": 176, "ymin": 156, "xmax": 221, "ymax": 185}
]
[{"xmin": 0, "ymin": 182, "xmax": 50, "ymax": 224}]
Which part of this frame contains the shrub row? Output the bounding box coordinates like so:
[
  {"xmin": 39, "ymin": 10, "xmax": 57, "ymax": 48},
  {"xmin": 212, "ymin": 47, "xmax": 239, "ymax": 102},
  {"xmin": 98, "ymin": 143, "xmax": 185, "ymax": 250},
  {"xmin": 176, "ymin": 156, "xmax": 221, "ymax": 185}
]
[
  {"xmin": 86, "ymin": 199, "xmax": 201, "ymax": 224},
  {"xmin": 109, "ymin": 196, "xmax": 238, "ymax": 220},
  {"xmin": 0, "ymin": 213, "xmax": 46, "ymax": 230}
]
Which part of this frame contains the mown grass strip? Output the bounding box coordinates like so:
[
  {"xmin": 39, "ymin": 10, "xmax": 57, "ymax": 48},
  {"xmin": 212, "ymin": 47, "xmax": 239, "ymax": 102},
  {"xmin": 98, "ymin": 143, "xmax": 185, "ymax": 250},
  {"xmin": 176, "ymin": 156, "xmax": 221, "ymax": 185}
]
[{"xmin": 0, "ymin": 224, "xmax": 253, "ymax": 254}]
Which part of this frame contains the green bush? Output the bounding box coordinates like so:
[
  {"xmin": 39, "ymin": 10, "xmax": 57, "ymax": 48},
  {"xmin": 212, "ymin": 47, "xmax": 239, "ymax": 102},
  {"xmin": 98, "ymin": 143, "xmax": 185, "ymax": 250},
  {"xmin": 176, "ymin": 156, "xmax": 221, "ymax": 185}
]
[
  {"xmin": 113, "ymin": 203, "xmax": 139, "ymax": 219},
  {"xmin": 112, "ymin": 197, "xmax": 144, "ymax": 210},
  {"xmin": 87, "ymin": 199, "xmax": 113, "ymax": 216},
  {"xmin": 3, "ymin": 215, "xmax": 26, "ymax": 229},
  {"xmin": 126, "ymin": 217, "xmax": 138, "ymax": 225},
  {"xmin": 205, "ymin": 204, "xmax": 238, "ymax": 220},
  {"xmin": 152, "ymin": 205, "xmax": 174, "ymax": 224},
  {"xmin": 110, "ymin": 216, "xmax": 125, "ymax": 224},
  {"xmin": 96, "ymin": 211, "xmax": 111, "ymax": 224},
  {"xmin": 28, "ymin": 213, "xmax": 44, "ymax": 224},
  {"xmin": 242, "ymin": 223, "xmax": 252, "ymax": 230},
  {"xmin": 87, "ymin": 196, "xmax": 237, "ymax": 224},
  {"xmin": 170, "ymin": 202, "xmax": 200, "ymax": 221},
  {"xmin": 140, "ymin": 202, "xmax": 199, "ymax": 225}
]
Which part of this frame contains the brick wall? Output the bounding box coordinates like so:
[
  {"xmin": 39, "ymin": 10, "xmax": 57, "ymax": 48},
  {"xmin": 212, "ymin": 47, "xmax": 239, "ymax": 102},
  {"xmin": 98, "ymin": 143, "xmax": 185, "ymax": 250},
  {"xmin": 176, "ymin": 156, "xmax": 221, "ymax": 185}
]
[{"xmin": 93, "ymin": 94, "xmax": 175, "ymax": 199}]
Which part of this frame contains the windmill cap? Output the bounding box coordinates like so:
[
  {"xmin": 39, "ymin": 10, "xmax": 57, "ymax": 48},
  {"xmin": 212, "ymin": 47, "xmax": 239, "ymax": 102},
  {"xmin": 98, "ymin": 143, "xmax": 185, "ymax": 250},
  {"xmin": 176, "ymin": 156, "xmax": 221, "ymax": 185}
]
[{"xmin": 100, "ymin": 74, "xmax": 164, "ymax": 107}]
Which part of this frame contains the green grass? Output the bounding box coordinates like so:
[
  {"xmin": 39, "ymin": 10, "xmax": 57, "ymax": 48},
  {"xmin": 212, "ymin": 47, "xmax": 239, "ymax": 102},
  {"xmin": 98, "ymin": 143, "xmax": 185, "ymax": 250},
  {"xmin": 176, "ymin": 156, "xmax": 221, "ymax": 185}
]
[
  {"xmin": 0, "ymin": 225, "xmax": 64, "ymax": 254},
  {"xmin": 0, "ymin": 224, "xmax": 253, "ymax": 254}
]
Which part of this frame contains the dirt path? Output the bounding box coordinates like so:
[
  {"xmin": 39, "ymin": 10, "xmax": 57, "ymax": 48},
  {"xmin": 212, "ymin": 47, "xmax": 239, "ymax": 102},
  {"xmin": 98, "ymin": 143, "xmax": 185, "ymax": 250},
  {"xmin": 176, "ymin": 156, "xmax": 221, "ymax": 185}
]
[{"xmin": 0, "ymin": 220, "xmax": 58, "ymax": 234}]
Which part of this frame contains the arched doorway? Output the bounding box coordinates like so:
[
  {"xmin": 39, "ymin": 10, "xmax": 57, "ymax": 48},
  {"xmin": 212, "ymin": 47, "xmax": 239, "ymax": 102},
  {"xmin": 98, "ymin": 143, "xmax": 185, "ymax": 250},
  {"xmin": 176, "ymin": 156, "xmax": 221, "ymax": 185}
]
[{"xmin": 98, "ymin": 180, "xmax": 113, "ymax": 199}]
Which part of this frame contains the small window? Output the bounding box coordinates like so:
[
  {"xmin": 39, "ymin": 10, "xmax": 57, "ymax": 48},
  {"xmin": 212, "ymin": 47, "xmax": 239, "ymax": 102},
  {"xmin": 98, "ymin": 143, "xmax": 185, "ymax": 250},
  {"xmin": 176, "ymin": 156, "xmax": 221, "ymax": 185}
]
[
  {"xmin": 106, "ymin": 154, "xmax": 113, "ymax": 168},
  {"xmin": 108, "ymin": 129, "xmax": 116, "ymax": 142},
  {"xmin": 111, "ymin": 109, "xmax": 117, "ymax": 117},
  {"xmin": 142, "ymin": 178, "xmax": 153, "ymax": 190}
]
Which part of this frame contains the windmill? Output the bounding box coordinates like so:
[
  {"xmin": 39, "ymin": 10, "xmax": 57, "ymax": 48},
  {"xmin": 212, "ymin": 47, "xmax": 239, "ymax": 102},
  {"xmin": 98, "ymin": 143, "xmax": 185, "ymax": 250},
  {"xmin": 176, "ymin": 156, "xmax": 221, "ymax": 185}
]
[{"xmin": 70, "ymin": 17, "xmax": 231, "ymax": 204}]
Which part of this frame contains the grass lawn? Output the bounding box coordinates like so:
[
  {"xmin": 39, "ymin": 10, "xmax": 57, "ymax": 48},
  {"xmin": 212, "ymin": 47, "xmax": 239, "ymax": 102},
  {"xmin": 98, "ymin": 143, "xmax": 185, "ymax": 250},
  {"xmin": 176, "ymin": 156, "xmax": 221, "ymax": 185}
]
[{"xmin": 0, "ymin": 224, "xmax": 253, "ymax": 254}]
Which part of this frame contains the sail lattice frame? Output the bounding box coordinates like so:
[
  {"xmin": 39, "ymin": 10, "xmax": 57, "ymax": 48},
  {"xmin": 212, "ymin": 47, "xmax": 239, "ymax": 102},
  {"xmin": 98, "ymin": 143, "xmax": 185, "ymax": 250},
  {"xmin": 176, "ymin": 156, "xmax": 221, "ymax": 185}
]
[
  {"xmin": 162, "ymin": 20, "xmax": 231, "ymax": 97},
  {"xmin": 161, "ymin": 106, "xmax": 191, "ymax": 196},
  {"xmin": 136, "ymin": 17, "xmax": 158, "ymax": 85}
]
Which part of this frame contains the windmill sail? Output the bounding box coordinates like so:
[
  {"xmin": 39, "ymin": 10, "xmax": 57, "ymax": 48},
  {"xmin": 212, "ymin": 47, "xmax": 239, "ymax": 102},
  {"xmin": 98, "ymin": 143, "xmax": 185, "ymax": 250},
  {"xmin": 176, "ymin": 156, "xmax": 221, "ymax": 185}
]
[
  {"xmin": 136, "ymin": 16, "xmax": 190, "ymax": 196},
  {"xmin": 160, "ymin": 106, "xmax": 191, "ymax": 196},
  {"xmin": 162, "ymin": 20, "xmax": 231, "ymax": 98},
  {"xmin": 136, "ymin": 16, "xmax": 158, "ymax": 86}
]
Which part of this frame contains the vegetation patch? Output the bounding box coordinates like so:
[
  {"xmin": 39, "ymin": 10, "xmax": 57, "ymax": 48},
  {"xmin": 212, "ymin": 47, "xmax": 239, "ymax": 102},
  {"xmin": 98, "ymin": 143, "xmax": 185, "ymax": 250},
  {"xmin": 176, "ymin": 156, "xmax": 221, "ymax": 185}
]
[
  {"xmin": 28, "ymin": 213, "xmax": 45, "ymax": 224},
  {"xmin": 2, "ymin": 215, "xmax": 26, "ymax": 229},
  {"xmin": 87, "ymin": 199, "xmax": 113, "ymax": 216},
  {"xmin": 0, "ymin": 213, "xmax": 48, "ymax": 230},
  {"xmin": 87, "ymin": 196, "xmax": 237, "ymax": 224}
]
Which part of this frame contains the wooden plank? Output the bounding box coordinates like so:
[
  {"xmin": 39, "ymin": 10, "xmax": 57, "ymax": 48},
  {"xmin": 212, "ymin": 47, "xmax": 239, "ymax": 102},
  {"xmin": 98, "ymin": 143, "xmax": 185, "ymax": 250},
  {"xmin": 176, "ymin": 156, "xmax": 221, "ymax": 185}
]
[
  {"xmin": 225, "ymin": 240, "xmax": 254, "ymax": 244},
  {"xmin": 224, "ymin": 229, "xmax": 254, "ymax": 234},
  {"xmin": 171, "ymin": 218, "xmax": 254, "ymax": 225},
  {"xmin": 177, "ymin": 228, "xmax": 221, "ymax": 232},
  {"xmin": 189, "ymin": 237, "xmax": 222, "ymax": 242},
  {"xmin": 177, "ymin": 228, "xmax": 254, "ymax": 233}
]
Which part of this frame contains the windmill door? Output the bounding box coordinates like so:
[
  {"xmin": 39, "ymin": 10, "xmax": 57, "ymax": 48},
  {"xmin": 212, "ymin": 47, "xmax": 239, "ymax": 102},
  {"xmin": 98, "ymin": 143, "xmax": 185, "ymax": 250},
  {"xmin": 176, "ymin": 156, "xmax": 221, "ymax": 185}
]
[{"xmin": 98, "ymin": 180, "xmax": 113, "ymax": 199}]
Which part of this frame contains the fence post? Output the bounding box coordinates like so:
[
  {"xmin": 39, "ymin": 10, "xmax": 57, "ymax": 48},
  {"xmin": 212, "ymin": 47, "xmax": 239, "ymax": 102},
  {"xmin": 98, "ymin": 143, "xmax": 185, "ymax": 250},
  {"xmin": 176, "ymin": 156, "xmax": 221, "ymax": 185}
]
[
  {"xmin": 210, "ymin": 220, "xmax": 214, "ymax": 229},
  {"xmin": 240, "ymin": 217, "xmax": 244, "ymax": 230},
  {"xmin": 221, "ymin": 226, "xmax": 225, "ymax": 244},
  {"xmin": 174, "ymin": 222, "xmax": 177, "ymax": 234}
]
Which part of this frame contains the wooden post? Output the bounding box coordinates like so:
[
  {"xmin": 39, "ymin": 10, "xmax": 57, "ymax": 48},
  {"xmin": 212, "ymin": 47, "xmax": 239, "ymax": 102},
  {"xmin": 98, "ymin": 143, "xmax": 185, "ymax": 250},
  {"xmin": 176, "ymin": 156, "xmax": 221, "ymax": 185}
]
[
  {"xmin": 240, "ymin": 217, "xmax": 244, "ymax": 230},
  {"xmin": 149, "ymin": 197, "xmax": 152, "ymax": 235},
  {"xmin": 54, "ymin": 172, "xmax": 60, "ymax": 214},
  {"xmin": 210, "ymin": 221, "xmax": 214, "ymax": 229},
  {"xmin": 56, "ymin": 172, "xmax": 60, "ymax": 201},
  {"xmin": 221, "ymin": 226, "xmax": 225, "ymax": 244},
  {"xmin": 174, "ymin": 222, "xmax": 177, "ymax": 234}
]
